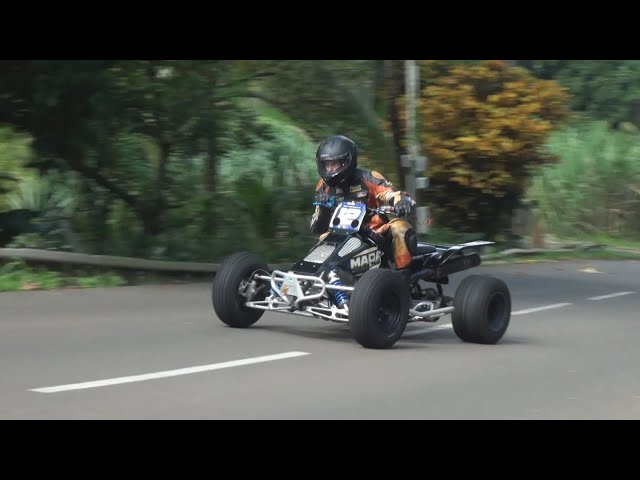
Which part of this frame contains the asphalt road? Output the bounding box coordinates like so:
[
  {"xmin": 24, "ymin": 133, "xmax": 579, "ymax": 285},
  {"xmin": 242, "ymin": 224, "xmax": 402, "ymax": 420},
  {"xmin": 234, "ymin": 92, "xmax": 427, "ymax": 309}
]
[{"xmin": 1, "ymin": 259, "xmax": 639, "ymax": 419}]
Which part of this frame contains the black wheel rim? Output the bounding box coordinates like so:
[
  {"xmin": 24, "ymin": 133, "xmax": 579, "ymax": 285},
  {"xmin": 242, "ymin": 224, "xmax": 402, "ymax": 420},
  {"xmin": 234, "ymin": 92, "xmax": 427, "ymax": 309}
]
[
  {"xmin": 376, "ymin": 292, "xmax": 402, "ymax": 335},
  {"xmin": 236, "ymin": 269, "xmax": 264, "ymax": 311},
  {"xmin": 487, "ymin": 292, "xmax": 508, "ymax": 332},
  {"xmin": 236, "ymin": 278, "xmax": 249, "ymax": 311}
]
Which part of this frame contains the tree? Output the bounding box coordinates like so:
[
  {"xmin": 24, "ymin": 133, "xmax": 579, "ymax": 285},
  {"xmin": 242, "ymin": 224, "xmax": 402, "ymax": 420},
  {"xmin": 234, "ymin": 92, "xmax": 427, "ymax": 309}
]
[
  {"xmin": 518, "ymin": 60, "xmax": 640, "ymax": 128},
  {"xmin": 416, "ymin": 60, "xmax": 570, "ymax": 238},
  {"xmin": 250, "ymin": 60, "xmax": 401, "ymax": 183},
  {"xmin": 0, "ymin": 60, "xmax": 269, "ymax": 253}
]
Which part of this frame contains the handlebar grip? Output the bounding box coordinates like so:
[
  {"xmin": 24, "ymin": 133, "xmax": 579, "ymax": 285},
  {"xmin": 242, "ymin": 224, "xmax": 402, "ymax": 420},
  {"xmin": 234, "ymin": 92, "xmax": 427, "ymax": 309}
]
[
  {"xmin": 313, "ymin": 196, "xmax": 337, "ymax": 209},
  {"xmin": 313, "ymin": 201, "xmax": 334, "ymax": 208},
  {"xmin": 370, "ymin": 206, "xmax": 395, "ymax": 215}
]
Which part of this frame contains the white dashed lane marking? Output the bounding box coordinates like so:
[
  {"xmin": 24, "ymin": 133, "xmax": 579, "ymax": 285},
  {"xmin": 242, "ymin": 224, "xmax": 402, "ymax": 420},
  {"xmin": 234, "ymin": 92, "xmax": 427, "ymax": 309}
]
[
  {"xmin": 588, "ymin": 291, "xmax": 636, "ymax": 301},
  {"xmin": 511, "ymin": 303, "xmax": 573, "ymax": 315},
  {"xmin": 30, "ymin": 351, "xmax": 311, "ymax": 393},
  {"xmin": 406, "ymin": 290, "xmax": 638, "ymax": 337}
]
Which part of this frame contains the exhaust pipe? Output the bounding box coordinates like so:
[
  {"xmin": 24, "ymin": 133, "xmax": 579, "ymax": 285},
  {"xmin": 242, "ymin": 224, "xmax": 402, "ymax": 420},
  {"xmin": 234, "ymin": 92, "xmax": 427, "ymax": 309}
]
[{"xmin": 412, "ymin": 253, "xmax": 481, "ymax": 281}]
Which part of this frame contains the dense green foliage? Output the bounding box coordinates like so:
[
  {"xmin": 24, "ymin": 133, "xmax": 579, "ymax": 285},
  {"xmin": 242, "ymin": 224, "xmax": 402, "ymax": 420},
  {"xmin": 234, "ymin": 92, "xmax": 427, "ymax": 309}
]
[
  {"xmin": 527, "ymin": 120, "xmax": 640, "ymax": 239},
  {"xmin": 518, "ymin": 61, "xmax": 640, "ymax": 128},
  {"xmin": 415, "ymin": 60, "xmax": 570, "ymax": 238},
  {"xmin": 1, "ymin": 60, "xmax": 639, "ymax": 264}
]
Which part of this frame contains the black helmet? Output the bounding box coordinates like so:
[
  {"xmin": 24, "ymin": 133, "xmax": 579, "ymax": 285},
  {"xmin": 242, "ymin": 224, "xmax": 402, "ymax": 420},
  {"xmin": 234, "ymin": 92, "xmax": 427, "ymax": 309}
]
[{"xmin": 315, "ymin": 135, "xmax": 358, "ymax": 187}]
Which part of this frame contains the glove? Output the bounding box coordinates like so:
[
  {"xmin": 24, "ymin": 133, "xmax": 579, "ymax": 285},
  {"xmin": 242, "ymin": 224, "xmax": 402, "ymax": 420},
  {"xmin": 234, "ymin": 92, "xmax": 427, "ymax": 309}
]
[
  {"xmin": 315, "ymin": 191, "xmax": 329, "ymax": 203},
  {"xmin": 394, "ymin": 198, "xmax": 414, "ymax": 217},
  {"xmin": 314, "ymin": 191, "xmax": 335, "ymax": 208}
]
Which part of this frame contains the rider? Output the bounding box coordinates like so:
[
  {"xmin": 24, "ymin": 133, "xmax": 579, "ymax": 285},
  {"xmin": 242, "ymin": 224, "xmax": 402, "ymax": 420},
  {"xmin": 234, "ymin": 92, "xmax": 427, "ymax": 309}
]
[{"xmin": 310, "ymin": 135, "xmax": 418, "ymax": 270}]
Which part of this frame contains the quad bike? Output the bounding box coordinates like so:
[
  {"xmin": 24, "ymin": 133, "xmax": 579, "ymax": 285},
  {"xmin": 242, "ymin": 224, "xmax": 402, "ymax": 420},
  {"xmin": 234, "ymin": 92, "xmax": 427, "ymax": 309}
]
[{"xmin": 212, "ymin": 199, "xmax": 511, "ymax": 349}]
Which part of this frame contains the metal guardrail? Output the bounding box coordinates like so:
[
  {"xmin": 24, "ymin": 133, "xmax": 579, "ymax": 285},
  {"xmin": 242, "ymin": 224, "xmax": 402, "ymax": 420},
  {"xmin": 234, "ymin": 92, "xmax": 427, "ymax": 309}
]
[
  {"xmin": 0, "ymin": 248, "xmax": 293, "ymax": 273},
  {"xmin": 0, "ymin": 244, "xmax": 617, "ymax": 275}
]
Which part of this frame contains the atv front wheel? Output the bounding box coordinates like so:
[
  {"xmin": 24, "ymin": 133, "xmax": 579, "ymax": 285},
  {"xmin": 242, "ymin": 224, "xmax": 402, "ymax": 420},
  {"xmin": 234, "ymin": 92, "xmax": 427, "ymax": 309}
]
[
  {"xmin": 349, "ymin": 269, "xmax": 410, "ymax": 349},
  {"xmin": 212, "ymin": 252, "xmax": 270, "ymax": 328},
  {"xmin": 451, "ymin": 275, "xmax": 511, "ymax": 344}
]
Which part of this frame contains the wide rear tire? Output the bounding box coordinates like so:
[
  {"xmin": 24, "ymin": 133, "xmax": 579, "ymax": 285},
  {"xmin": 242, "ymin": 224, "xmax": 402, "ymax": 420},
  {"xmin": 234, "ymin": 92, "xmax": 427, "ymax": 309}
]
[{"xmin": 451, "ymin": 275, "xmax": 511, "ymax": 344}]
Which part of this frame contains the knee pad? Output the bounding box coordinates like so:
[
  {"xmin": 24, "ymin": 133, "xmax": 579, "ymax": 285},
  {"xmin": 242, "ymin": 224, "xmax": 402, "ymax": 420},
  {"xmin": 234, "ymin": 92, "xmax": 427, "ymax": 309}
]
[
  {"xmin": 404, "ymin": 228, "xmax": 418, "ymax": 256},
  {"xmin": 389, "ymin": 220, "xmax": 417, "ymax": 256}
]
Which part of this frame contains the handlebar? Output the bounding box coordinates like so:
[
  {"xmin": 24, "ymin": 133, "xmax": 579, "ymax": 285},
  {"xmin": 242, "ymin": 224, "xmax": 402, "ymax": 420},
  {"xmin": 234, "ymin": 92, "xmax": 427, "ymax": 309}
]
[
  {"xmin": 371, "ymin": 205, "xmax": 395, "ymax": 216},
  {"xmin": 313, "ymin": 198, "xmax": 395, "ymax": 217},
  {"xmin": 312, "ymin": 198, "xmax": 393, "ymax": 247}
]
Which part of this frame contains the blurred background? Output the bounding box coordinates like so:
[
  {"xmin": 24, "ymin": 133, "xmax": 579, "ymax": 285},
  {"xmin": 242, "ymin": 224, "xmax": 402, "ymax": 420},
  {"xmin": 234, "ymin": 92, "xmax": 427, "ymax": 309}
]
[{"xmin": 1, "ymin": 60, "xmax": 640, "ymax": 265}]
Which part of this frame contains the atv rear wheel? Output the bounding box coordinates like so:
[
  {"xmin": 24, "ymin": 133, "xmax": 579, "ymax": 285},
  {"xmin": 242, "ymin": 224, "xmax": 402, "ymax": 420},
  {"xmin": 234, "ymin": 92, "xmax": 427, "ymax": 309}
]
[
  {"xmin": 349, "ymin": 269, "xmax": 410, "ymax": 349},
  {"xmin": 452, "ymin": 275, "xmax": 511, "ymax": 344},
  {"xmin": 212, "ymin": 252, "xmax": 270, "ymax": 328}
]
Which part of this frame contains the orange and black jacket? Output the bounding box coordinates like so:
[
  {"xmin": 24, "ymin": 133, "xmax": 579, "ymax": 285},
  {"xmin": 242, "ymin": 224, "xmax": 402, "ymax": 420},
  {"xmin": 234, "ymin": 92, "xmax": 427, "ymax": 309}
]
[{"xmin": 310, "ymin": 168, "xmax": 415, "ymax": 235}]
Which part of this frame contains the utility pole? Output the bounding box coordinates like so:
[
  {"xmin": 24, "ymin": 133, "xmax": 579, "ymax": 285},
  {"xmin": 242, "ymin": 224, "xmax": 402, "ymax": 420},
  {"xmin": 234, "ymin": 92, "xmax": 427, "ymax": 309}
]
[
  {"xmin": 401, "ymin": 60, "xmax": 430, "ymax": 234},
  {"xmin": 404, "ymin": 60, "xmax": 418, "ymax": 199}
]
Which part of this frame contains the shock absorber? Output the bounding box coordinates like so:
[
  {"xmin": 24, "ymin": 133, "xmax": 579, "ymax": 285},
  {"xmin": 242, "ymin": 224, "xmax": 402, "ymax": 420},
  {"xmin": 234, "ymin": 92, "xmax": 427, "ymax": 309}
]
[
  {"xmin": 270, "ymin": 281, "xmax": 282, "ymax": 299},
  {"xmin": 326, "ymin": 270, "xmax": 350, "ymax": 307}
]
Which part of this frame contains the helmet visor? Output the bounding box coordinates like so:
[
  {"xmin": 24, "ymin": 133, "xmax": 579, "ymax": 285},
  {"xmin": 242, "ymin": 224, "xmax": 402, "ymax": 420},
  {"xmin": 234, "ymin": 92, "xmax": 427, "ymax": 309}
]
[{"xmin": 317, "ymin": 158, "xmax": 348, "ymax": 178}]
